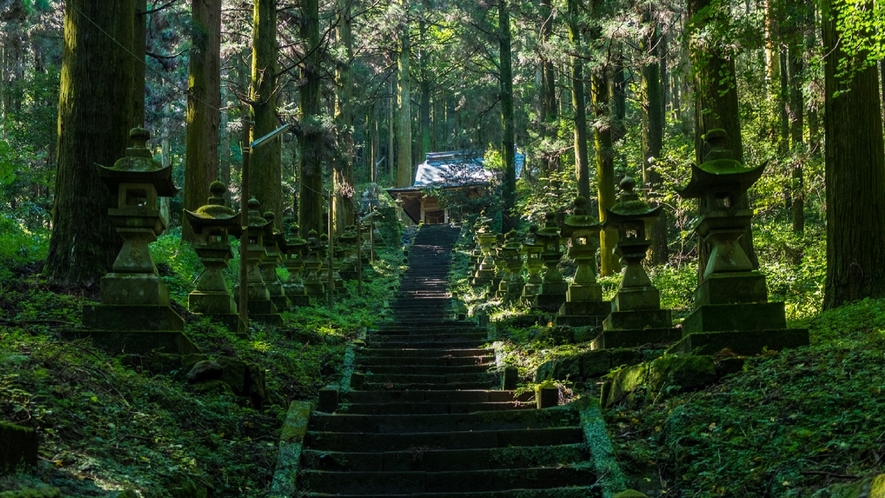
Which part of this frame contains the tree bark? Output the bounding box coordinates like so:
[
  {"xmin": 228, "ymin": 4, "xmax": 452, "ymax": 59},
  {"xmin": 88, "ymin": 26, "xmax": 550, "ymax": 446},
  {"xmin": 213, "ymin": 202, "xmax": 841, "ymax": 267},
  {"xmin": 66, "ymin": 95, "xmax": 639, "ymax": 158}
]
[
  {"xmin": 640, "ymin": 13, "xmax": 669, "ymax": 265},
  {"xmin": 299, "ymin": 0, "xmax": 324, "ymax": 236},
  {"xmin": 567, "ymin": 0, "xmax": 590, "ymax": 200},
  {"xmin": 396, "ymin": 19, "xmax": 413, "ymax": 188},
  {"xmin": 250, "ymin": 0, "xmax": 281, "ymax": 228},
  {"xmin": 539, "ymin": 0, "xmax": 558, "ymax": 175},
  {"xmin": 183, "ymin": 0, "xmax": 221, "ymax": 242},
  {"xmin": 499, "ymin": 0, "xmax": 517, "ymax": 232},
  {"xmin": 822, "ymin": 0, "xmax": 885, "ymax": 309},
  {"xmin": 788, "ymin": 43, "xmax": 805, "ymax": 233},
  {"xmin": 333, "ymin": 0, "xmax": 355, "ymax": 232},
  {"xmin": 46, "ymin": 0, "xmax": 137, "ymax": 286}
]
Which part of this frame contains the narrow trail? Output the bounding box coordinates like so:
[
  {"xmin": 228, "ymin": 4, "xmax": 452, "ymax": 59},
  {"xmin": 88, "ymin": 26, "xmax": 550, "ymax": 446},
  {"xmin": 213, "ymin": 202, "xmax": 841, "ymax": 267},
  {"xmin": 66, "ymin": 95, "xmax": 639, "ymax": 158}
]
[{"xmin": 298, "ymin": 224, "xmax": 605, "ymax": 497}]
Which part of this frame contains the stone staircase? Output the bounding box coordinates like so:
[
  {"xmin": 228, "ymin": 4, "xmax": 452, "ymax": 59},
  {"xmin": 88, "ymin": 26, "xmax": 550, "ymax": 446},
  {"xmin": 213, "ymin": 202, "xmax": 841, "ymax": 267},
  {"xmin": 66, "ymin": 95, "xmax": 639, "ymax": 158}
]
[{"xmin": 298, "ymin": 224, "xmax": 603, "ymax": 497}]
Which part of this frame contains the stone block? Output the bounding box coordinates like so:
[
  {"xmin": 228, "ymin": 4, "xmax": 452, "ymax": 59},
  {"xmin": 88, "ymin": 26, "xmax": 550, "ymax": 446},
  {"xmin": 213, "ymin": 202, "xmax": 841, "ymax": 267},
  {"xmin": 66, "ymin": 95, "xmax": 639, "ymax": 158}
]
[
  {"xmin": 535, "ymin": 383, "xmax": 559, "ymax": 408},
  {"xmin": 694, "ymin": 272, "xmax": 768, "ymax": 305},
  {"xmin": 83, "ymin": 304, "xmax": 184, "ymax": 332},
  {"xmin": 558, "ymin": 300, "xmax": 611, "ymax": 318},
  {"xmin": 502, "ymin": 366, "xmax": 518, "ymax": 390},
  {"xmin": 533, "ymin": 292, "xmax": 567, "ymax": 312},
  {"xmin": 579, "ymin": 350, "xmax": 612, "ymax": 378},
  {"xmin": 603, "ymin": 309, "xmax": 672, "ymax": 331},
  {"xmin": 601, "ymin": 355, "xmax": 716, "ymax": 407},
  {"xmin": 612, "ymin": 287, "xmax": 661, "ymax": 311},
  {"xmin": 681, "ymin": 302, "xmax": 787, "ymax": 333},
  {"xmin": 667, "ymin": 328, "xmax": 810, "ymax": 356},
  {"xmin": 100, "ymin": 273, "xmax": 170, "ymax": 306},
  {"xmin": 0, "ymin": 421, "xmax": 37, "ymax": 474},
  {"xmin": 567, "ymin": 283, "xmax": 603, "ymax": 302},
  {"xmin": 200, "ymin": 313, "xmax": 246, "ymax": 335},
  {"xmin": 601, "ymin": 363, "xmax": 647, "ymax": 407},
  {"xmin": 189, "ymin": 291, "xmax": 236, "ymax": 315},
  {"xmin": 610, "ymin": 348, "xmax": 642, "ymax": 369},
  {"xmin": 248, "ymin": 299, "xmax": 278, "ymax": 316},
  {"xmin": 592, "ymin": 327, "xmax": 681, "ymax": 350},
  {"xmin": 552, "ymin": 356, "xmax": 581, "ymax": 380}
]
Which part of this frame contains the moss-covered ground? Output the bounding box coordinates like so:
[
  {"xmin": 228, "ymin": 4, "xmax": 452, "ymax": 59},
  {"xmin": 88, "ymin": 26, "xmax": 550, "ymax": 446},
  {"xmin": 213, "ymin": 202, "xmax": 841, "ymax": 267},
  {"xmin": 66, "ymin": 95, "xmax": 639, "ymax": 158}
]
[{"xmin": 0, "ymin": 222, "xmax": 405, "ymax": 496}]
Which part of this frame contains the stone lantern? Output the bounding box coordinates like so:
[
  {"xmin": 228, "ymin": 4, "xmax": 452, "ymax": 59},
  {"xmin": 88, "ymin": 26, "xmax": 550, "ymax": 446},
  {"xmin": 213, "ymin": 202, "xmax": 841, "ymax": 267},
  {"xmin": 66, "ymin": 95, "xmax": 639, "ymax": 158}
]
[
  {"xmin": 556, "ymin": 197, "xmax": 610, "ymax": 326},
  {"xmin": 593, "ymin": 177, "xmax": 677, "ymax": 348},
  {"xmin": 470, "ymin": 218, "xmax": 497, "ymax": 286},
  {"xmin": 260, "ymin": 211, "xmax": 289, "ymax": 312},
  {"xmin": 532, "ymin": 212, "xmax": 568, "ymax": 311},
  {"xmin": 520, "ymin": 225, "xmax": 544, "ymax": 300},
  {"xmin": 338, "ymin": 225, "xmax": 360, "ymax": 280},
  {"xmin": 282, "ymin": 223, "xmax": 310, "ymax": 307},
  {"xmin": 302, "ymin": 230, "xmax": 326, "ymax": 297},
  {"xmin": 234, "ymin": 198, "xmax": 280, "ymax": 324},
  {"xmin": 81, "ymin": 128, "xmax": 196, "ymax": 353},
  {"xmin": 184, "ymin": 180, "xmax": 245, "ymax": 334},
  {"xmin": 495, "ymin": 230, "xmax": 523, "ymax": 301},
  {"xmin": 670, "ymin": 129, "xmax": 808, "ymax": 355}
]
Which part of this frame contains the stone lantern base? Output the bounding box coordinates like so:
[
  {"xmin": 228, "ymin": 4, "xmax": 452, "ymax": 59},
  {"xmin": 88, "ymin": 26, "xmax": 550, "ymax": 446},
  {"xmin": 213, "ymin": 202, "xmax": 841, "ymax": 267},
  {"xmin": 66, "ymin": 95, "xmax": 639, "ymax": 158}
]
[
  {"xmin": 667, "ymin": 328, "xmax": 809, "ymax": 356},
  {"xmin": 188, "ymin": 290, "xmax": 247, "ymax": 335},
  {"xmin": 470, "ymin": 268, "xmax": 495, "ymax": 286},
  {"xmin": 591, "ymin": 326, "xmax": 681, "ymax": 350},
  {"xmin": 79, "ymin": 304, "xmax": 197, "ymax": 354},
  {"xmin": 532, "ymin": 282, "xmax": 568, "ymax": 312}
]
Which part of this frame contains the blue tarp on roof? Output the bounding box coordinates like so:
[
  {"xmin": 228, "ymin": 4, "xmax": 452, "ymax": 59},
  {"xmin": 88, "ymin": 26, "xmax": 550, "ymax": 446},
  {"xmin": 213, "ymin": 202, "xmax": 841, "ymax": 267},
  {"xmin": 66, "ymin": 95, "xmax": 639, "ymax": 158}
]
[{"xmin": 411, "ymin": 150, "xmax": 525, "ymax": 188}]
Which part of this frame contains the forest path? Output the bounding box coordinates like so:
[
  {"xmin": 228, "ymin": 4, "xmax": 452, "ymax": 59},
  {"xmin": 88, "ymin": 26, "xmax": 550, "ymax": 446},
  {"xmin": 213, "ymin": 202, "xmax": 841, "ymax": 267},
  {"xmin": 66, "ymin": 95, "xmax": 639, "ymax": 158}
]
[{"xmin": 298, "ymin": 224, "xmax": 606, "ymax": 497}]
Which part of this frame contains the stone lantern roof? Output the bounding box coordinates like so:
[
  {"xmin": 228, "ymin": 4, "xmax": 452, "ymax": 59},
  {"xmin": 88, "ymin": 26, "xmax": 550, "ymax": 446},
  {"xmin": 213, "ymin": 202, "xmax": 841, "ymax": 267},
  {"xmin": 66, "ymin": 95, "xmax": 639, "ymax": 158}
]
[
  {"xmin": 606, "ymin": 177, "xmax": 662, "ymax": 225},
  {"xmin": 184, "ymin": 180, "xmax": 240, "ymax": 235},
  {"xmin": 675, "ymin": 129, "xmax": 765, "ymax": 201},
  {"xmin": 97, "ymin": 127, "xmax": 177, "ymax": 197},
  {"xmin": 560, "ymin": 196, "xmax": 601, "ymax": 238}
]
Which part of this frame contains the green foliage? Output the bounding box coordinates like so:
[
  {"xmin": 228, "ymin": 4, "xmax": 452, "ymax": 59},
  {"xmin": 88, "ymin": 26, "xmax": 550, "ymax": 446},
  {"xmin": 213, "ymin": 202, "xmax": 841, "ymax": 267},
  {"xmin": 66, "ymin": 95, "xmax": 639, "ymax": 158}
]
[{"xmin": 0, "ymin": 215, "xmax": 48, "ymax": 281}]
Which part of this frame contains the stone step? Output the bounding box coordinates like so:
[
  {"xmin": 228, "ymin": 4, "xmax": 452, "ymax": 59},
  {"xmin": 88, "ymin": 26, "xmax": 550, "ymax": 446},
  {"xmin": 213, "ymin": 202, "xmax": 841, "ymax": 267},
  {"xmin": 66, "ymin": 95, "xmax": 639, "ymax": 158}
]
[
  {"xmin": 369, "ymin": 333, "xmax": 488, "ymax": 344},
  {"xmin": 362, "ymin": 364, "xmax": 494, "ymax": 375},
  {"xmin": 338, "ymin": 401, "xmax": 534, "ymax": 415},
  {"xmin": 308, "ymin": 408, "xmax": 580, "ymax": 433},
  {"xmin": 362, "ymin": 348, "xmax": 494, "ymax": 358},
  {"xmin": 343, "ymin": 390, "xmax": 533, "ymax": 404},
  {"xmin": 299, "ymin": 467, "xmax": 597, "ymax": 495},
  {"xmin": 301, "ymin": 443, "xmax": 589, "ymax": 471},
  {"xmin": 363, "ymin": 372, "xmax": 497, "ymax": 385},
  {"xmin": 359, "ymin": 355, "xmax": 493, "ymax": 367},
  {"xmin": 361, "ymin": 380, "xmax": 496, "ymax": 391},
  {"xmin": 302, "ymin": 487, "xmax": 602, "ymax": 498},
  {"xmin": 365, "ymin": 339, "xmax": 488, "ymax": 349}
]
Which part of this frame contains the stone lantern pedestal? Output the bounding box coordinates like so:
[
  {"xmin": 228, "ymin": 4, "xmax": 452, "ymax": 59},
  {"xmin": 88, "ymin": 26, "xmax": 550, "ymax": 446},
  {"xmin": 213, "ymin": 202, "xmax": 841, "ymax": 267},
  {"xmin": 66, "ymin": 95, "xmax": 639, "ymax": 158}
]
[
  {"xmin": 303, "ymin": 230, "xmax": 326, "ymax": 298},
  {"xmin": 232, "ymin": 199, "xmax": 281, "ymax": 325},
  {"xmin": 495, "ymin": 230, "xmax": 523, "ymax": 301},
  {"xmin": 532, "ymin": 213, "xmax": 568, "ymax": 312},
  {"xmin": 555, "ymin": 198, "xmax": 610, "ymax": 326},
  {"xmin": 184, "ymin": 180, "xmax": 245, "ymax": 334},
  {"xmin": 79, "ymin": 128, "xmax": 197, "ymax": 354},
  {"xmin": 282, "ymin": 224, "xmax": 310, "ymax": 307},
  {"xmin": 520, "ymin": 225, "xmax": 544, "ymax": 301},
  {"xmin": 668, "ymin": 130, "xmax": 808, "ymax": 355},
  {"xmin": 592, "ymin": 177, "xmax": 678, "ymax": 349},
  {"xmin": 338, "ymin": 225, "xmax": 360, "ymax": 281}
]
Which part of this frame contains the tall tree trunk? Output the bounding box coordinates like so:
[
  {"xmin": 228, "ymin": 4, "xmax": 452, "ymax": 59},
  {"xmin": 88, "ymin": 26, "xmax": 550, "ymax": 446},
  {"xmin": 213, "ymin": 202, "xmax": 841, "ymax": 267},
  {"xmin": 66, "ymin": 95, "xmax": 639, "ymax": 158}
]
[
  {"xmin": 641, "ymin": 14, "xmax": 668, "ymax": 265},
  {"xmin": 183, "ymin": 0, "xmax": 221, "ymax": 242},
  {"xmin": 333, "ymin": 0, "xmax": 355, "ymax": 232},
  {"xmin": 299, "ymin": 0, "xmax": 324, "ymax": 236},
  {"xmin": 499, "ymin": 0, "xmax": 517, "ymax": 232},
  {"xmin": 540, "ymin": 0, "xmax": 558, "ymax": 175},
  {"xmin": 788, "ymin": 43, "xmax": 805, "ymax": 233},
  {"xmin": 396, "ymin": 22, "xmax": 413, "ymax": 188},
  {"xmin": 687, "ymin": 0, "xmax": 758, "ymax": 277},
  {"xmin": 46, "ymin": 0, "xmax": 137, "ymax": 286},
  {"xmin": 388, "ymin": 77, "xmax": 396, "ymax": 184},
  {"xmin": 610, "ymin": 53, "xmax": 627, "ymax": 145},
  {"xmin": 133, "ymin": 0, "xmax": 146, "ymax": 127},
  {"xmin": 822, "ymin": 0, "xmax": 885, "ymax": 309},
  {"xmin": 250, "ymin": 0, "xmax": 281, "ymax": 228},
  {"xmin": 567, "ymin": 0, "xmax": 590, "ymax": 200},
  {"xmin": 419, "ymin": 15, "xmax": 432, "ymax": 159}
]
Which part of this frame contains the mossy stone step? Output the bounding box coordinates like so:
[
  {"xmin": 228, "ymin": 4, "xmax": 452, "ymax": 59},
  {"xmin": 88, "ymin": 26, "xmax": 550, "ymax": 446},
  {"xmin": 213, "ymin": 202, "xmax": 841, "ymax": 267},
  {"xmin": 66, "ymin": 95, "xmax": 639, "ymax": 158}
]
[
  {"xmin": 301, "ymin": 443, "xmax": 590, "ymax": 471},
  {"xmin": 364, "ymin": 372, "xmax": 497, "ymax": 385},
  {"xmin": 359, "ymin": 355, "xmax": 493, "ymax": 367},
  {"xmin": 303, "ymin": 487, "xmax": 602, "ymax": 498},
  {"xmin": 361, "ymin": 348, "xmax": 493, "ymax": 358},
  {"xmin": 343, "ymin": 389, "xmax": 532, "ymax": 404},
  {"xmin": 338, "ymin": 401, "xmax": 534, "ymax": 415},
  {"xmin": 362, "ymin": 364, "xmax": 493, "ymax": 375},
  {"xmin": 304, "ymin": 426, "xmax": 584, "ymax": 452},
  {"xmin": 361, "ymin": 380, "xmax": 496, "ymax": 390},
  {"xmin": 299, "ymin": 467, "xmax": 597, "ymax": 495},
  {"xmin": 365, "ymin": 340, "xmax": 488, "ymax": 350},
  {"xmin": 308, "ymin": 408, "xmax": 580, "ymax": 433}
]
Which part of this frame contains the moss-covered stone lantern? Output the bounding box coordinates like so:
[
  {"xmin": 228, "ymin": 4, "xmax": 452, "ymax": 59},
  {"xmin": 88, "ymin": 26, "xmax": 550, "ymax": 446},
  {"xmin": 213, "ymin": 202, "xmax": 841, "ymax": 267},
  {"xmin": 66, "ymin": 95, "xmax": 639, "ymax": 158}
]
[
  {"xmin": 555, "ymin": 197, "xmax": 610, "ymax": 326},
  {"xmin": 520, "ymin": 225, "xmax": 544, "ymax": 300},
  {"xmin": 184, "ymin": 180, "xmax": 245, "ymax": 334},
  {"xmin": 471, "ymin": 218, "xmax": 498, "ymax": 286},
  {"xmin": 670, "ymin": 129, "xmax": 808, "ymax": 355},
  {"xmin": 81, "ymin": 128, "xmax": 196, "ymax": 353},
  {"xmin": 495, "ymin": 230, "xmax": 524, "ymax": 301},
  {"xmin": 593, "ymin": 177, "xmax": 678, "ymax": 348},
  {"xmin": 282, "ymin": 223, "xmax": 310, "ymax": 307},
  {"xmin": 338, "ymin": 225, "xmax": 360, "ymax": 280},
  {"xmin": 532, "ymin": 212, "xmax": 568, "ymax": 311},
  {"xmin": 233, "ymin": 198, "xmax": 280, "ymax": 324},
  {"xmin": 303, "ymin": 230, "xmax": 326, "ymax": 298},
  {"xmin": 260, "ymin": 211, "xmax": 289, "ymax": 312}
]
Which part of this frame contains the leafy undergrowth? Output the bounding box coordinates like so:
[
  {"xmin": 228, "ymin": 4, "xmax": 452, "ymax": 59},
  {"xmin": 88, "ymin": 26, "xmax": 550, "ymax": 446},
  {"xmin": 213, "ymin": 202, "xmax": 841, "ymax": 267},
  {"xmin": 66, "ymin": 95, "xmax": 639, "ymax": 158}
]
[
  {"xmin": 608, "ymin": 298, "xmax": 885, "ymax": 497},
  {"xmin": 0, "ymin": 233, "xmax": 404, "ymax": 496}
]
